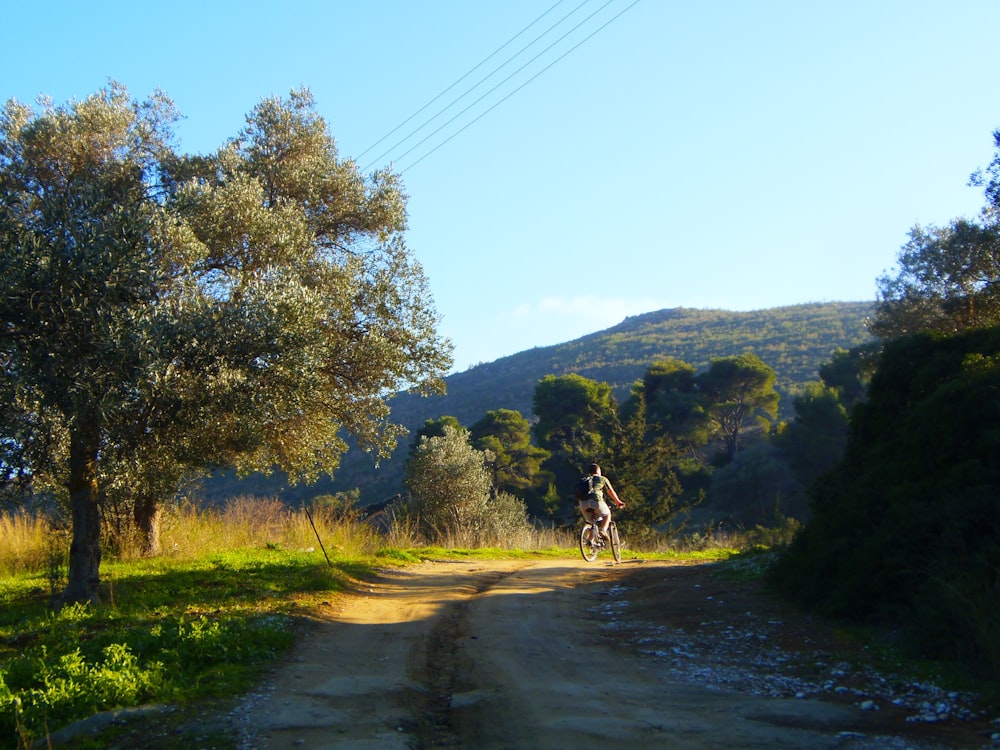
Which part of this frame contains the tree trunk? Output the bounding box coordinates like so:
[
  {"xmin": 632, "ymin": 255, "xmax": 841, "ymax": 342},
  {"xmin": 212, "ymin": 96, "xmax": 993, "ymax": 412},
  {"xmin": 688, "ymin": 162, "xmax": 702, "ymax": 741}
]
[
  {"xmin": 134, "ymin": 497, "xmax": 162, "ymax": 557},
  {"xmin": 62, "ymin": 425, "xmax": 103, "ymax": 605}
]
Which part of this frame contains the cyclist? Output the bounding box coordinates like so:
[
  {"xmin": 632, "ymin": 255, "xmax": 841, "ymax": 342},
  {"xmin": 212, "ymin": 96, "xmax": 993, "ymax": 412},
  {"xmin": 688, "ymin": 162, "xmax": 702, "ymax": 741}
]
[{"xmin": 577, "ymin": 463, "xmax": 625, "ymax": 541}]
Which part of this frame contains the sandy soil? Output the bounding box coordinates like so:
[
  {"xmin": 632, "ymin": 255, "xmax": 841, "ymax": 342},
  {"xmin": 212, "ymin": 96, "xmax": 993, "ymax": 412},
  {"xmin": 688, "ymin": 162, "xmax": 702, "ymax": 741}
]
[{"xmin": 230, "ymin": 557, "xmax": 997, "ymax": 750}]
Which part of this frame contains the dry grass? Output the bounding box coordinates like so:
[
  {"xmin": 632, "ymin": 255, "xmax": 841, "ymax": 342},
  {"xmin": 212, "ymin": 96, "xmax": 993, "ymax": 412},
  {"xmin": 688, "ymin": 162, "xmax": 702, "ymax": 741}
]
[
  {"xmin": 372, "ymin": 501, "xmax": 575, "ymax": 551},
  {"xmin": 156, "ymin": 496, "xmax": 385, "ymax": 560},
  {"xmin": 2, "ymin": 496, "xmax": 776, "ymax": 578},
  {"xmin": 0, "ymin": 511, "xmax": 52, "ymax": 576},
  {"xmin": 1, "ymin": 496, "xmax": 391, "ymax": 576}
]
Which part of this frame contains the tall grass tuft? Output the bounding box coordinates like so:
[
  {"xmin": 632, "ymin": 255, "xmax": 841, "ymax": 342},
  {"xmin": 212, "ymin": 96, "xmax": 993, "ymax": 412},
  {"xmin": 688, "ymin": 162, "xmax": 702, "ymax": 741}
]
[
  {"xmin": 144, "ymin": 495, "xmax": 385, "ymax": 561},
  {"xmin": 0, "ymin": 512, "xmax": 51, "ymax": 577}
]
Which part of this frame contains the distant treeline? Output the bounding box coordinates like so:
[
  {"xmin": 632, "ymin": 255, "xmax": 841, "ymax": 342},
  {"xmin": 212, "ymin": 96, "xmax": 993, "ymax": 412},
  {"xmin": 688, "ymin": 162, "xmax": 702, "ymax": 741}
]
[{"xmin": 202, "ymin": 301, "xmax": 872, "ymax": 505}]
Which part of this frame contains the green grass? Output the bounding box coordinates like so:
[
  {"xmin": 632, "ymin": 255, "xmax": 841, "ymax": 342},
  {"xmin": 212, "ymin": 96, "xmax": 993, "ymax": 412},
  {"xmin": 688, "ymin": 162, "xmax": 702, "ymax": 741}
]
[
  {"xmin": 0, "ymin": 546, "xmax": 393, "ymax": 750},
  {"xmin": 398, "ymin": 545, "xmax": 738, "ymax": 563}
]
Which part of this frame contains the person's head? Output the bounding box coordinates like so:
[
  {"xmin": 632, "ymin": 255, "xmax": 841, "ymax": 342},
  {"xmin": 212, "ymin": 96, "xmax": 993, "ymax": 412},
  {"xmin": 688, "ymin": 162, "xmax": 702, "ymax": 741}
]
[{"xmin": 588, "ymin": 463, "xmax": 601, "ymax": 476}]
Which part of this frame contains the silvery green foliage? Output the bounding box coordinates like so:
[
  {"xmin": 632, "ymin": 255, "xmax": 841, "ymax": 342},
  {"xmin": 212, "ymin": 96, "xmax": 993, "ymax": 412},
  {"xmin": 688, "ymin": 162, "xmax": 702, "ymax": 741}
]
[
  {"xmin": 479, "ymin": 491, "xmax": 531, "ymax": 547},
  {"xmin": 404, "ymin": 425, "xmax": 494, "ymax": 546},
  {"xmin": 870, "ymin": 217, "xmax": 1000, "ymax": 341},
  {"xmin": 0, "ymin": 83, "xmax": 452, "ymax": 596}
]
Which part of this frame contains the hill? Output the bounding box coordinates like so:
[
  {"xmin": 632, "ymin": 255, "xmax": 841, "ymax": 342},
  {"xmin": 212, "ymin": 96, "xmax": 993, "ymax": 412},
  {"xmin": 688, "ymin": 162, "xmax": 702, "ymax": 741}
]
[{"xmin": 199, "ymin": 302, "xmax": 873, "ymax": 505}]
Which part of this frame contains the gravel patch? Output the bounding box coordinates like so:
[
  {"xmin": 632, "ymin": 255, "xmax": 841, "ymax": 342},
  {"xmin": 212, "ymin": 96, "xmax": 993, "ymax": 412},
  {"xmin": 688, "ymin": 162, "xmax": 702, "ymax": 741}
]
[{"xmin": 588, "ymin": 577, "xmax": 1000, "ymax": 750}]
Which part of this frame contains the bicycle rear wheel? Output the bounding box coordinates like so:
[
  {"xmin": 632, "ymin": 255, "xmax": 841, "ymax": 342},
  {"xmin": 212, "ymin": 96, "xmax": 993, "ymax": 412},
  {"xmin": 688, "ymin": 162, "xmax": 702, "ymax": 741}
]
[
  {"xmin": 579, "ymin": 524, "xmax": 599, "ymax": 562},
  {"xmin": 609, "ymin": 522, "xmax": 622, "ymax": 563}
]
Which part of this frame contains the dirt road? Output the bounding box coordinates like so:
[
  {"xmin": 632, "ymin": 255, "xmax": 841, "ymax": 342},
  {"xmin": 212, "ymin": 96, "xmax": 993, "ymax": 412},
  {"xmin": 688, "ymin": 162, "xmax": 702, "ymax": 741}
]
[{"xmin": 235, "ymin": 558, "xmax": 994, "ymax": 750}]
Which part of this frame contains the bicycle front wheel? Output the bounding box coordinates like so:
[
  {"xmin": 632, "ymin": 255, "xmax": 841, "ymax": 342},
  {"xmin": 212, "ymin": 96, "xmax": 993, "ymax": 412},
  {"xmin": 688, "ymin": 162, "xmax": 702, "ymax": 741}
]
[
  {"xmin": 609, "ymin": 522, "xmax": 622, "ymax": 563},
  {"xmin": 579, "ymin": 524, "xmax": 599, "ymax": 562}
]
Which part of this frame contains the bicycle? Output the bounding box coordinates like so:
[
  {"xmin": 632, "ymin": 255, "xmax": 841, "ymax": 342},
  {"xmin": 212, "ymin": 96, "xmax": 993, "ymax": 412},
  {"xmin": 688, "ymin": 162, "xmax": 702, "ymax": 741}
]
[{"xmin": 579, "ymin": 517, "xmax": 622, "ymax": 563}]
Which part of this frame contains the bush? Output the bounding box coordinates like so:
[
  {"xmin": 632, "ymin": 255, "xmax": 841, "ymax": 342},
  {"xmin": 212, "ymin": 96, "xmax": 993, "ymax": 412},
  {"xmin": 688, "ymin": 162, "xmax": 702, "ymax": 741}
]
[
  {"xmin": 479, "ymin": 492, "xmax": 532, "ymax": 548},
  {"xmin": 772, "ymin": 329, "xmax": 1000, "ymax": 678},
  {"xmin": 404, "ymin": 425, "xmax": 494, "ymax": 545}
]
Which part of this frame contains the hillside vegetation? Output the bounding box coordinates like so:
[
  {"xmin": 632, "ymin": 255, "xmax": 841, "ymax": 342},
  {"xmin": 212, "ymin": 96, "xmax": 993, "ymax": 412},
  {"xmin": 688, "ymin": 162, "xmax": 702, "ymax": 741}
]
[{"xmin": 204, "ymin": 301, "xmax": 872, "ymax": 505}]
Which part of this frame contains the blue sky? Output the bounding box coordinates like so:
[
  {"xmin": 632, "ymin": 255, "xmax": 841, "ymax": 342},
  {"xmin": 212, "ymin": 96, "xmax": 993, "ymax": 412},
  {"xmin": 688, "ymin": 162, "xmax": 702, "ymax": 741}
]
[{"xmin": 5, "ymin": 1, "xmax": 999, "ymax": 372}]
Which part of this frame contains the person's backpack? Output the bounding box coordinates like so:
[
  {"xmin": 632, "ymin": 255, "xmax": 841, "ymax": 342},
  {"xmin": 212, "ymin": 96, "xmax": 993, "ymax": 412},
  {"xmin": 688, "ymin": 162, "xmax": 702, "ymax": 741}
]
[{"xmin": 574, "ymin": 475, "xmax": 599, "ymax": 502}]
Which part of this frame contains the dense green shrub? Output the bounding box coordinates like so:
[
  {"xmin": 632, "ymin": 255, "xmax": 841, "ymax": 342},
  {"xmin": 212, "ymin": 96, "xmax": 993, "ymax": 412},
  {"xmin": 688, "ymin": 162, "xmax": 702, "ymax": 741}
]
[{"xmin": 772, "ymin": 327, "xmax": 1000, "ymax": 677}]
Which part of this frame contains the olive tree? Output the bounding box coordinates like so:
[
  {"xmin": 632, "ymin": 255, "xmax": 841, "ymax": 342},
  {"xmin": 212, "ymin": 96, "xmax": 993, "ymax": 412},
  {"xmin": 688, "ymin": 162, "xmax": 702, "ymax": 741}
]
[
  {"xmin": 871, "ymin": 132, "xmax": 1000, "ymax": 342},
  {"xmin": 0, "ymin": 84, "xmax": 451, "ymax": 602},
  {"xmin": 403, "ymin": 425, "xmax": 493, "ymax": 545},
  {"xmin": 870, "ymin": 218, "xmax": 1000, "ymax": 341}
]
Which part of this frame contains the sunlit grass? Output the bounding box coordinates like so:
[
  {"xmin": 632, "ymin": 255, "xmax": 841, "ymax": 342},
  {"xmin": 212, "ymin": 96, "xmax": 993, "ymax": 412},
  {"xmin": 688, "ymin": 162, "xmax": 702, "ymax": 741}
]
[
  {"xmin": 0, "ymin": 511, "xmax": 52, "ymax": 577},
  {"xmin": 406, "ymin": 545, "xmax": 737, "ymax": 563}
]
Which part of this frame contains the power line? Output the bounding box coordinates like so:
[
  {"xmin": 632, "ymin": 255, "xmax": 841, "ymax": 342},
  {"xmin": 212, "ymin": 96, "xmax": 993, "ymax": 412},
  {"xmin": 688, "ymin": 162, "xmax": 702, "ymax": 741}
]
[
  {"xmin": 384, "ymin": 0, "xmax": 615, "ymax": 169},
  {"xmin": 361, "ymin": 0, "xmax": 593, "ymax": 172},
  {"xmin": 357, "ymin": 0, "xmax": 570, "ymax": 162},
  {"xmin": 396, "ymin": 0, "xmax": 640, "ymax": 174}
]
